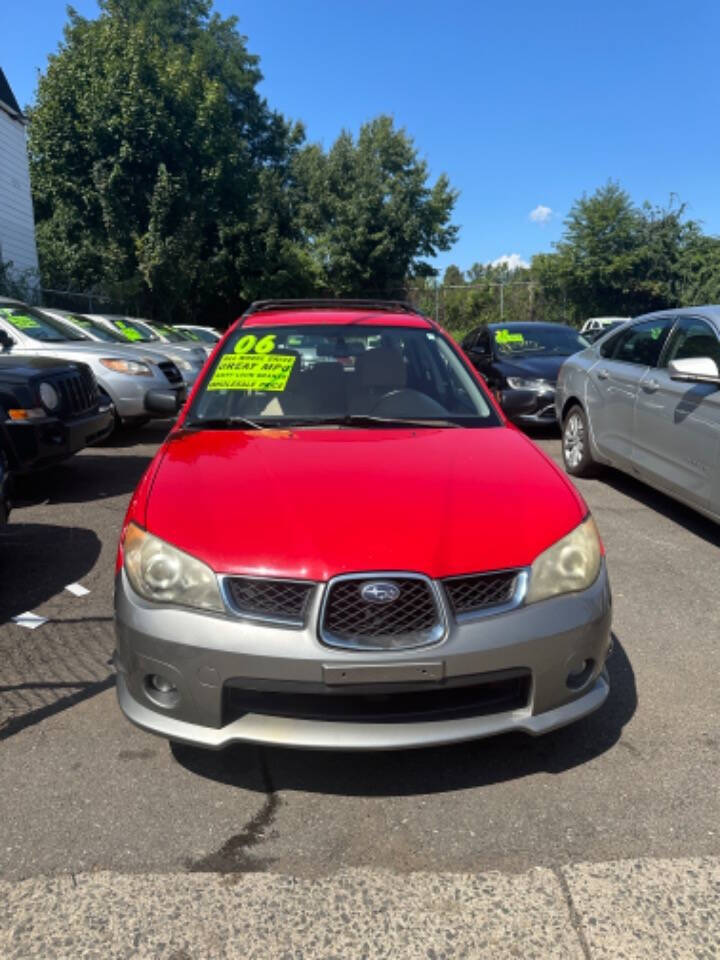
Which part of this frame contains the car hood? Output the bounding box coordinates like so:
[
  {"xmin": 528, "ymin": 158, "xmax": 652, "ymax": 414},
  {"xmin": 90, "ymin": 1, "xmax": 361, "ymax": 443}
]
[
  {"xmin": 0, "ymin": 353, "xmax": 81, "ymax": 378},
  {"xmin": 142, "ymin": 427, "xmax": 586, "ymax": 580},
  {"xmin": 12, "ymin": 341, "xmax": 169, "ymax": 364},
  {"xmin": 495, "ymin": 354, "xmax": 574, "ymax": 382}
]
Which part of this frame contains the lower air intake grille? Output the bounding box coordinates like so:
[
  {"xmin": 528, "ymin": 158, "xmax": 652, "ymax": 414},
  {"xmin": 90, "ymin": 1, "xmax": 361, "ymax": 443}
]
[
  {"xmin": 223, "ymin": 669, "xmax": 531, "ymax": 725},
  {"xmin": 321, "ymin": 576, "xmax": 443, "ymax": 651},
  {"xmin": 443, "ymin": 571, "xmax": 520, "ymax": 616},
  {"xmin": 224, "ymin": 577, "xmax": 314, "ymax": 625}
]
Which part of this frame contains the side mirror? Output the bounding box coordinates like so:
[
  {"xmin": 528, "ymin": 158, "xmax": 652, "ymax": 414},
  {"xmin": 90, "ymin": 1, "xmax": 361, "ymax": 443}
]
[
  {"xmin": 499, "ymin": 388, "xmax": 537, "ymax": 417},
  {"xmin": 0, "ymin": 329, "xmax": 15, "ymax": 351},
  {"xmin": 668, "ymin": 357, "xmax": 720, "ymax": 384},
  {"xmin": 145, "ymin": 389, "xmax": 181, "ymax": 415}
]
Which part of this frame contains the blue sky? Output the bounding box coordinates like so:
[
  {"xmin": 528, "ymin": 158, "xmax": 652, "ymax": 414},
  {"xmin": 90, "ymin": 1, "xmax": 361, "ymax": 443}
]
[{"xmin": 4, "ymin": 0, "xmax": 720, "ymax": 274}]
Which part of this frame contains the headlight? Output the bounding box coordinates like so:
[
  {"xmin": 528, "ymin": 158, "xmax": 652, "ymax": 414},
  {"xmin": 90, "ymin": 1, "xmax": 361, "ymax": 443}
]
[
  {"xmin": 526, "ymin": 515, "xmax": 602, "ymax": 604},
  {"xmin": 506, "ymin": 376, "xmax": 553, "ymax": 392},
  {"xmin": 100, "ymin": 358, "xmax": 153, "ymax": 377},
  {"xmin": 38, "ymin": 382, "xmax": 60, "ymax": 410},
  {"xmin": 123, "ymin": 523, "xmax": 224, "ymax": 612},
  {"xmin": 168, "ymin": 355, "xmax": 193, "ymax": 371}
]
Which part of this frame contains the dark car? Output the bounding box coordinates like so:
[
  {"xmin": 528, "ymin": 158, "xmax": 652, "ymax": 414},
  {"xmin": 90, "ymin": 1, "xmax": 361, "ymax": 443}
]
[
  {"xmin": 461, "ymin": 322, "xmax": 590, "ymax": 425},
  {"xmin": 0, "ymin": 352, "xmax": 114, "ymax": 473}
]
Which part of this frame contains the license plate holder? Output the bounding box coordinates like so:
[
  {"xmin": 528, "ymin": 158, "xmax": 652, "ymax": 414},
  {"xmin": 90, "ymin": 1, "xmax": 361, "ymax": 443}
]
[{"xmin": 322, "ymin": 662, "xmax": 444, "ymax": 686}]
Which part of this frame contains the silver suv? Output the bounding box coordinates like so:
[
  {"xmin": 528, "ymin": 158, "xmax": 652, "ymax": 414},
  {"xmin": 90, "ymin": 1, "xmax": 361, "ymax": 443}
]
[{"xmin": 0, "ymin": 300, "xmax": 184, "ymax": 427}]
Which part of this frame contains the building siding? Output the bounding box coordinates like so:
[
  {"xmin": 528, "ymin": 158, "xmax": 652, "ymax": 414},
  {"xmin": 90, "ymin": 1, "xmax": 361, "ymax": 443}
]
[{"xmin": 0, "ymin": 107, "xmax": 39, "ymax": 277}]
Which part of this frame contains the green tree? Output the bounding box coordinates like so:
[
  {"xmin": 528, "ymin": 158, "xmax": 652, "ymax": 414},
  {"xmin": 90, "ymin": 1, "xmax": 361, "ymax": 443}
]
[
  {"xmin": 292, "ymin": 116, "xmax": 458, "ymax": 296},
  {"xmin": 531, "ymin": 182, "xmax": 713, "ymax": 323},
  {"xmin": 28, "ymin": 0, "xmax": 306, "ymax": 322}
]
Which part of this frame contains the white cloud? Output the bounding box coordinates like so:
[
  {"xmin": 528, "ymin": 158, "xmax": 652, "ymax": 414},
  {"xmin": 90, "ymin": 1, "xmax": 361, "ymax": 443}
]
[
  {"xmin": 529, "ymin": 204, "xmax": 553, "ymax": 224},
  {"xmin": 491, "ymin": 253, "xmax": 529, "ymax": 271}
]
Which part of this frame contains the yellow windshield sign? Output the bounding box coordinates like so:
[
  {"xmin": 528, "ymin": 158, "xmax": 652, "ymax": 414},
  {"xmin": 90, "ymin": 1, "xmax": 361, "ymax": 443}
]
[
  {"xmin": 115, "ymin": 321, "xmax": 143, "ymax": 342},
  {"xmin": 495, "ymin": 329, "xmax": 525, "ymax": 344},
  {"xmin": 207, "ymin": 353, "xmax": 296, "ymax": 392}
]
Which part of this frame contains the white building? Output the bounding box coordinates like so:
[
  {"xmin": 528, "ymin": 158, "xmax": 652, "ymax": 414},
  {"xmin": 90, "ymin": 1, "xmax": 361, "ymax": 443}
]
[{"xmin": 0, "ymin": 67, "xmax": 39, "ymax": 279}]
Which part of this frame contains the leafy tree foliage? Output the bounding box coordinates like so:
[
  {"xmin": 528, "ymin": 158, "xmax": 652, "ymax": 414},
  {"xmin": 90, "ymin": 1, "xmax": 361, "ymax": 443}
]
[
  {"xmin": 292, "ymin": 117, "xmax": 458, "ymax": 296},
  {"xmin": 28, "ymin": 5, "xmax": 458, "ymax": 323},
  {"xmin": 531, "ymin": 182, "xmax": 718, "ymax": 323}
]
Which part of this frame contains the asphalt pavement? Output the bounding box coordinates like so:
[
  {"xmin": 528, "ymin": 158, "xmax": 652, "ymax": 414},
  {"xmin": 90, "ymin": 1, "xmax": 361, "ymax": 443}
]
[{"xmin": 0, "ymin": 422, "xmax": 718, "ymax": 958}]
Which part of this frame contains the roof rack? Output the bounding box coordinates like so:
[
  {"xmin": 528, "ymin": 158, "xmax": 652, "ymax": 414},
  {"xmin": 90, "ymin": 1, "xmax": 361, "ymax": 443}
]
[{"xmin": 243, "ymin": 299, "xmax": 425, "ymax": 318}]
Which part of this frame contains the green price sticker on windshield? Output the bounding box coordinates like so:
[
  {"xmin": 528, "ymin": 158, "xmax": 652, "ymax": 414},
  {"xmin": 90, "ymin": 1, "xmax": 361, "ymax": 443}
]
[
  {"xmin": 495, "ymin": 329, "xmax": 524, "ymax": 345},
  {"xmin": 207, "ymin": 353, "xmax": 296, "ymax": 392},
  {"xmin": 115, "ymin": 322, "xmax": 143, "ymax": 342},
  {"xmin": 0, "ymin": 310, "xmax": 40, "ymax": 330}
]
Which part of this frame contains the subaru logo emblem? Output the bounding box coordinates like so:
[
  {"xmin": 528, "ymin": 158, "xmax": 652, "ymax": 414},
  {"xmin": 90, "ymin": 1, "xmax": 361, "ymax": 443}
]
[{"xmin": 360, "ymin": 581, "xmax": 400, "ymax": 604}]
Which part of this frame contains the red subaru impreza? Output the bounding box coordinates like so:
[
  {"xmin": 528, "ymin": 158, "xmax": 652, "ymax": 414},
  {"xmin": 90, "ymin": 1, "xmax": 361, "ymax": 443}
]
[{"xmin": 114, "ymin": 300, "xmax": 611, "ymax": 750}]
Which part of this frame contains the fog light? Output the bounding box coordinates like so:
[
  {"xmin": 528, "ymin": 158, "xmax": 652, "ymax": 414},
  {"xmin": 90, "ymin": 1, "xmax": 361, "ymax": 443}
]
[
  {"xmin": 149, "ymin": 674, "xmax": 175, "ymax": 694},
  {"xmin": 566, "ymin": 659, "xmax": 594, "ymax": 690}
]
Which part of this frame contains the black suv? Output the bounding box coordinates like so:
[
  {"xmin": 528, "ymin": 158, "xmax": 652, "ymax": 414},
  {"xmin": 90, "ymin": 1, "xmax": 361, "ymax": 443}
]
[{"xmin": 0, "ymin": 353, "xmax": 113, "ymax": 475}]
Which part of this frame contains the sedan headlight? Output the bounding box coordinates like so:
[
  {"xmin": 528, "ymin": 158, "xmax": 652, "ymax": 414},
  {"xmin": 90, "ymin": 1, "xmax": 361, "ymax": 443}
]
[
  {"xmin": 168, "ymin": 354, "xmax": 193, "ymax": 371},
  {"xmin": 506, "ymin": 376, "xmax": 553, "ymax": 392},
  {"xmin": 100, "ymin": 358, "xmax": 153, "ymax": 377},
  {"xmin": 526, "ymin": 515, "xmax": 602, "ymax": 604},
  {"xmin": 123, "ymin": 523, "xmax": 224, "ymax": 612}
]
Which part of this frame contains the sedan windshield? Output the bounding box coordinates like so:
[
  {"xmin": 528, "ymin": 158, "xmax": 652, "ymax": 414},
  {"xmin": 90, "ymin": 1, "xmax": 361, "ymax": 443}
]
[
  {"xmin": 182, "ymin": 327, "xmax": 220, "ymax": 343},
  {"xmin": 107, "ymin": 318, "xmax": 159, "ymax": 343},
  {"xmin": 188, "ymin": 324, "xmax": 499, "ymax": 428},
  {"xmin": 65, "ymin": 314, "xmax": 129, "ymax": 343},
  {"xmin": 0, "ymin": 305, "xmax": 89, "ymax": 342},
  {"xmin": 152, "ymin": 323, "xmax": 191, "ymax": 343},
  {"xmin": 492, "ymin": 325, "xmax": 589, "ymax": 357}
]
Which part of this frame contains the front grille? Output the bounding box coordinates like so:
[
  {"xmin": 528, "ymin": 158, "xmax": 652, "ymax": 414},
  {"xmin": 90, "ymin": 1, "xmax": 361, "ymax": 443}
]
[
  {"xmin": 443, "ymin": 570, "xmax": 520, "ymax": 617},
  {"xmin": 223, "ymin": 669, "xmax": 531, "ymax": 725},
  {"xmin": 321, "ymin": 576, "xmax": 443, "ymax": 650},
  {"xmin": 52, "ymin": 369, "xmax": 97, "ymax": 416},
  {"xmin": 158, "ymin": 361, "xmax": 183, "ymax": 385},
  {"xmin": 224, "ymin": 576, "xmax": 314, "ymax": 625}
]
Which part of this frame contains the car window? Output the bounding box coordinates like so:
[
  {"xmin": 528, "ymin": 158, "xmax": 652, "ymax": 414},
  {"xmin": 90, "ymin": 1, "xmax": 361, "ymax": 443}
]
[
  {"xmin": 491, "ymin": 325, "xmax": 588, "ymax": 357},
  {"xmin": 188, "ymin": 323, "xmax": 500, "ymax": 427},
  {"xmin": 662, "ymin": 317, "xmax": 720, "ymax": 367},
  {"xmin": 108, "ymin": 318, "xmax": 158, "ymax": 342},
  {"xmin": 603, "ymin": 318, "xmax": 674, "ymax": 366},
  {"xmin": 66, "ymin": 314, "xmax": 128, "ymax": 343},
  {"xmin": 0, "ymin": 305, "xmax": 89, "ymax": 342}
]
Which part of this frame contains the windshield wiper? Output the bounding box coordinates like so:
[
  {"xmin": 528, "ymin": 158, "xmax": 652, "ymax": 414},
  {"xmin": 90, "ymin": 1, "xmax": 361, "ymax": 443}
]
[
  {"xmin": 288, "ymin": 414, "xmax": 462, "ymax": 429},
  {"xmin": 184, "ymin": 416, "xmax": 263, "ymax": 431}
]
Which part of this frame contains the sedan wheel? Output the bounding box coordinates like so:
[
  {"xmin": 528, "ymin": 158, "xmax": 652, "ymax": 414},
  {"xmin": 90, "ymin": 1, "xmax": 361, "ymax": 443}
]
[{"xmin": 562, "ymin": 405, "xmax": 597, "ymax": 477}]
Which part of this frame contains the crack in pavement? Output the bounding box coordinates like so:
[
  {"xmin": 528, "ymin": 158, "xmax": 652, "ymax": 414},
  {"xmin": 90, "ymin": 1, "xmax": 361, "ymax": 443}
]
[
  {"xmin": 185, "ymin": 748, "xmax": 280, "ymax": 874},
  {"xmin": 554, "ymin": 866, "xmax": 592, "ymax": 960}
]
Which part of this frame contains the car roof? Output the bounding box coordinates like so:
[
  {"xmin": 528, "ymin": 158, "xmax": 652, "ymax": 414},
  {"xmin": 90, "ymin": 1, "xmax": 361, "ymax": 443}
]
[
  {"xmin": 634, "ymin": 305, "xmax": 720, "ymax": 324},
  {"xmin": 242, "ymin": 308, "xmax": 433, "ymax": 329}
]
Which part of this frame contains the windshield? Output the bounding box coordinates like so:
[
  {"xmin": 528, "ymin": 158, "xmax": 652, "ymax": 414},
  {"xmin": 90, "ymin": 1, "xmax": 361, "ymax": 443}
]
[
  {"xmin": 152, "ymin": 323, "xmax": 191, "ymax": 343},
  {"xmin": 183, "ymin": 327, "xmax": 220, "ymax": 343},
  {"xmin": 65, "ymin": 314, "xmax": 129, "ymax": 343},
  {"xmin": 0, "ymin": 305, "xmax": 89, "ymax": 342},
  {"xmin": 492, "ymin": 325, "xmax": 589, "ymax": 357},
  {"xmin": 188, "ymin": 324, "xmax": 499, "ymax": 428},
  {"xmin": 107, "ymin": 318, "xmax": 159, "ymax": 343}
]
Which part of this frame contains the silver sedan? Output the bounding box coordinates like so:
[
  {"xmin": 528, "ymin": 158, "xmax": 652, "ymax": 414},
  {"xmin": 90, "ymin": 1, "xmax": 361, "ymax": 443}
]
[{"xmin": 556, "ymin": 307, "xmax": 720, "ymax": 523}]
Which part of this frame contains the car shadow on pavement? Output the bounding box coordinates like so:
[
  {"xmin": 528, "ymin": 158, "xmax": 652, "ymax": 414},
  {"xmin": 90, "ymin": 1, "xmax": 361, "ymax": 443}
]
[
  {"xmin": 172, "ymin": 634, "xmax": 636, "ymax": 797},
  {"xmin": 11, "ymin": 454, "xmax": 154, "ymax": 507},
  {"xmin": 599, "ymin": 468, "xmax": 720, "ymax": 548},
  {"xmin": 93, "ymin": 420, "xmax": 174, "ymax": 450},
  {"xmin": 0, "ymin": 521, "xmax": 102, "ymax": 624}
]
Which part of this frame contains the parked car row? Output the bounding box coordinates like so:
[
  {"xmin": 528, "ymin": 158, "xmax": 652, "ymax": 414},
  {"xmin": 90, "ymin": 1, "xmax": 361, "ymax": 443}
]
[{"xmin": 0, "ymin": 297, "xmax": 220, "ymax": 519}]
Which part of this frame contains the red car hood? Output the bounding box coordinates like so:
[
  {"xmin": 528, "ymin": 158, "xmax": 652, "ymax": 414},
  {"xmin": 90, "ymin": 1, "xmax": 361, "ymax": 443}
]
[{"xmin": 143, "ymin": 427, "xmax": 586, "ymax": 580}]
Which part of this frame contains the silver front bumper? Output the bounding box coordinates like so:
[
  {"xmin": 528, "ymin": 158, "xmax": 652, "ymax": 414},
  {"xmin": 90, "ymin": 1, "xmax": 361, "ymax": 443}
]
[{"xmin": 114, "ymin": 563, "xmax": 612, "ymax": 751}]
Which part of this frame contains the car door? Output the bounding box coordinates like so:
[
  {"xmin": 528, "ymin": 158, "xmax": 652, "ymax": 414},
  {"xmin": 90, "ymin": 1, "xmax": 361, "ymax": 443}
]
[
  {"xmin": 585, "ymin": 317, "xmax": 674, "ymax": 466},
  {"xmin": 633, "ymin": 315, "xmax": 720, "ymax": 512}
]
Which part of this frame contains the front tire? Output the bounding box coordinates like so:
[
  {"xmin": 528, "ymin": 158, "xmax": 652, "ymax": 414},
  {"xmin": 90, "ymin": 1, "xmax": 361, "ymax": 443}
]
[{"xmin": 562, "ymin": 404, "xmax": 597, "ymax": 477}]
